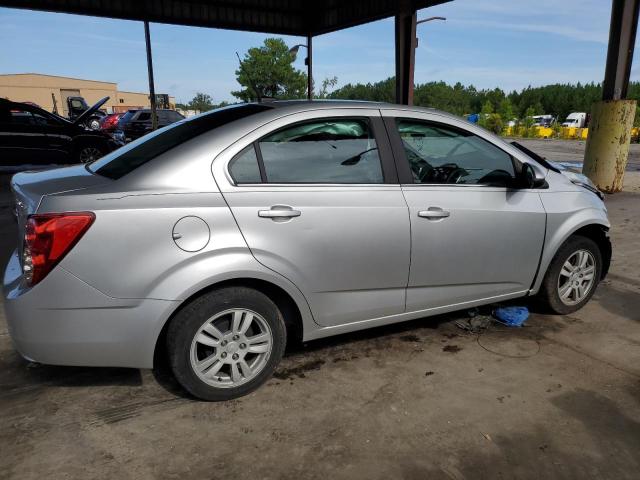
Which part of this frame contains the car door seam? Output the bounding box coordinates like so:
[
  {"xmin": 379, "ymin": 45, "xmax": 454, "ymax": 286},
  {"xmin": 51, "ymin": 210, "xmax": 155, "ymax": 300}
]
[{"xmin": 210, "ymin": 172, "xmax": 319, "ymax": 326}]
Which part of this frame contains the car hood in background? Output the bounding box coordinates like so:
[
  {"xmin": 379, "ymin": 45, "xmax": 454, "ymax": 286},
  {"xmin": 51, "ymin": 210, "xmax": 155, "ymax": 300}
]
[{"xmin": 73, "ymin": 96, "xmax": 109, "ymax": 126}]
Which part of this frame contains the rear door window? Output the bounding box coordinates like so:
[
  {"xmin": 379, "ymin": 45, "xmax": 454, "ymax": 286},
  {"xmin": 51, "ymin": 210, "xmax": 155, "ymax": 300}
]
[
  {"xmin": 257, "ymin": 118, "xmax": 383, "ymax": 183},
  {"xmin": 229, "ymin": 145, "xmax": 262, "ymax": 183}
]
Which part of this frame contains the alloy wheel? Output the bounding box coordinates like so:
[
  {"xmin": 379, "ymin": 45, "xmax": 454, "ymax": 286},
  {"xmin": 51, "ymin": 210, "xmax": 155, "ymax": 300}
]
[
  {"xmin": 190, "ymin": 308, "xmax": 273, "ymax": 388},
  {"xmin": 79, "ymin": 146, "xmax": 102, "ymax": 163},
  {"xmin": 557, "ymin": 249, "xmax": 596, "ymax": 306}
]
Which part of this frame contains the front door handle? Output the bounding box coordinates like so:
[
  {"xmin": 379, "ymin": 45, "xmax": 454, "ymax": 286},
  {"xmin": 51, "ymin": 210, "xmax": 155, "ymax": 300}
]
[
  {"xmin": 418, "ymin": 207, "xmax": 450, "ymax": 219},
  {"xmin": 258, "ymin": 205, "xmax": 301, "ymax": 219}
]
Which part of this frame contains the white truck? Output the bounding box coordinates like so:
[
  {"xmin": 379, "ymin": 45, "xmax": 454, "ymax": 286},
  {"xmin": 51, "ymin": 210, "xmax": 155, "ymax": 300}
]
[{"xmin": 562, "ymin": 112, "xmax": 588, "ymax": 128}]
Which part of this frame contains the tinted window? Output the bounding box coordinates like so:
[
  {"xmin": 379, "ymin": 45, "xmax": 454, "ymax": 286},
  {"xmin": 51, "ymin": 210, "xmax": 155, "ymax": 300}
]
[
  {"xmin": 258, "ymin": 118, "xmax": 383, "ymax": 183},
  {"xmin": 229, "ymin": 145, "xmax": 262, "ymax": 183},
  {"xmin": 90, "ymin": 104, "xmax": 272, "ymax": 179},
  {"xmin": 119, "ymin": 111, "xmax": 136, "ymax": 124},
  {"xmin": 396, "ymin": 119, "xmax": 515, "ymax": 186},
  {"xmin": 169, "ymin": 111, "xmax": 185, "ymax": 122},
  {"xmin": 136, "ymin": 112, "xmax": 151, "ymax": 121}
]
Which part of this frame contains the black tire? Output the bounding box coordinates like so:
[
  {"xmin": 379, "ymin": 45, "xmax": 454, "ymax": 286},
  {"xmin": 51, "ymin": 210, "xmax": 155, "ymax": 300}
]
[
  {"xmin": 75, "ymin": 144, "xmax": 106, "ymax": 163},
  {"xmin": 537, "ymin": 235, "xmax": 602, "ymax": 314},
  {"xmin": 166, "ymin": 287, "xmax": 286, "ymax": 401}
]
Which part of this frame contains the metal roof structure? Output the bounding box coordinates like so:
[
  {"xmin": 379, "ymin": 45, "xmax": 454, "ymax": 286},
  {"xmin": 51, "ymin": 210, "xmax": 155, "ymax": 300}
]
[{"xmin": 0, "ymin": 0, "xmax": 450, "ymax": 36}]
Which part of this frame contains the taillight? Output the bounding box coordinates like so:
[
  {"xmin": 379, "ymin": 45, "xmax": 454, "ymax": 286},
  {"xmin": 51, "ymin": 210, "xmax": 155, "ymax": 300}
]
[{"xmin": 22, "ymin": 212, "xmax": 95, "ymax": 286}]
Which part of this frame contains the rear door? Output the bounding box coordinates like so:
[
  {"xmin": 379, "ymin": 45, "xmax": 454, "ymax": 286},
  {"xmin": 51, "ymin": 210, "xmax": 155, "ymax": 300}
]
[
  {"xmin": 213, "ymin": 108, "xmax": 411, "ymax": 327},
  {"xmin": 383, "ymin": 110, "xmax": 546, "ymax": 313}
]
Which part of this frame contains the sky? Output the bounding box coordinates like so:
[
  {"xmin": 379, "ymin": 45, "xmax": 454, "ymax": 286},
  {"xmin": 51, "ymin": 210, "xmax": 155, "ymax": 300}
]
[{"xmin": 0, "ymin": 0, "xmax": 638, "ymax": 104}]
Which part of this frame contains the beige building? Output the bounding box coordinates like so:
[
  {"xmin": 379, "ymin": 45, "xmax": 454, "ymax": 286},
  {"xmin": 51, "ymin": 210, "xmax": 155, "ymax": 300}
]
[{"xmin": 0, "ymin": 73, "xmax": 175, "ymax": 115}]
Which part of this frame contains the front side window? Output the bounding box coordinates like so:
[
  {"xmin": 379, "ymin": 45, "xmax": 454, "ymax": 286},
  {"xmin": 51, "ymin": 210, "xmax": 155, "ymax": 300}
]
[
  {"xmin": 257, "ymin": 118, "xmax": 383, "ymax": 183},
  {"xmin": 396, "ymin": 119, "xmax": 515, "ymax": 186}
]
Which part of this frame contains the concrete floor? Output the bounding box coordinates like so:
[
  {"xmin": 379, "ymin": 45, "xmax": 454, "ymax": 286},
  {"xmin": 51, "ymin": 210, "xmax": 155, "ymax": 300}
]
[{"xmin": 1, "ymin": 141, "xmax": 639, "ymax": 479}]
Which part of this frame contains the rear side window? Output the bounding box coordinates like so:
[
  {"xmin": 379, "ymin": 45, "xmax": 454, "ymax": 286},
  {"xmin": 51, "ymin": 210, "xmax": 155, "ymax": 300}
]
[
  {"xmin": 136, "ymin": 112, "xmax": 151, "ymax": 121},
  {"xmin": 229, "ymin": 145, "xmax": 262, "ymax": 183},
  {"xmin": 257, "ymin": 118, "xmax": 383, "ymax": 183},
  {"xmin": 89, "ymin": 104, "xmax": 272, "ymax": 179}
]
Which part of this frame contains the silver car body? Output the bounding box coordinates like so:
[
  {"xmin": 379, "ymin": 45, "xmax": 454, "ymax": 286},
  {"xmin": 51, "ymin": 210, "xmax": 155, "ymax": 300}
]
[{"xmin": 3, "ymin": 101, "xmax": 610, "ymax": 368}]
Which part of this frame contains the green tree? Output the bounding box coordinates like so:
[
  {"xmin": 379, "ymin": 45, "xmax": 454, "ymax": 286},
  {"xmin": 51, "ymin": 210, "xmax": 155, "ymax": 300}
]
[
  {"xmin": 498, "ymin": 98, "xmax": 514, "ymax": 123},
  {"xmin": 233, "ymin": 38, "xmax": 307, "ymax": 101},
  {"xmin": 478, "ymin": 101, "xmax": 494, "ymax": 129},
  {"xmin": 188, "ymin": 93, "xmax": 214, "ymax": 112},
  {"xmin": 522, "ymin": 106, "xmax": 537, "ymax": 138},
  {"xmin": 316, "ymin": 76, "xmax": 338, "ymax": 99}
]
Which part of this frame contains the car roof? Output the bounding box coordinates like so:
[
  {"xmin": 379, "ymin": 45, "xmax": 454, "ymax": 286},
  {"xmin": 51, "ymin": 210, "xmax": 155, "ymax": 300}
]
[{"xmin": 255, "ymin": 99, "xmax": 460, "ymax": 121}]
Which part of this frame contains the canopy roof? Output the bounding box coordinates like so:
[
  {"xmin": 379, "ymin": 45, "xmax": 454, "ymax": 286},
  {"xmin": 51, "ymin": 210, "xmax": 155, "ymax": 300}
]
[{"xmin": 0, "ymin": 0, "xmax": 450, "ymax": 36}]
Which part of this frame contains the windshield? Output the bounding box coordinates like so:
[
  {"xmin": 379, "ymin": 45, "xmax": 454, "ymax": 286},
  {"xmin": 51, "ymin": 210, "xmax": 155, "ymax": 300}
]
[{"xmin": 89, "ymin": 103, "xmax": 272, "ymax": 179}]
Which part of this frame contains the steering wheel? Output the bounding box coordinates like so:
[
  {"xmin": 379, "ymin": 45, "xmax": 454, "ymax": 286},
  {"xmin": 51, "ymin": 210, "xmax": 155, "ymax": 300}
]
[{"xmin": 444, "ymin": 167, "xmax": 468, "ymax": 184}]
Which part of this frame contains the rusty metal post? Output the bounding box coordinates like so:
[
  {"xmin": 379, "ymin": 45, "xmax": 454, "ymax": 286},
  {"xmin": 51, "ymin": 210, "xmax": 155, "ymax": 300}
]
[
  {"xmin": 395, "ymin": 10, "xmax": 417, "ymax": 105},
  {"xmin": 583, "ymin": 0, "xmax": 640, "ymax": 192}
]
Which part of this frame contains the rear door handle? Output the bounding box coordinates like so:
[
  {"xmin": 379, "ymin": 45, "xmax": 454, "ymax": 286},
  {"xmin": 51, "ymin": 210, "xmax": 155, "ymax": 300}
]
[
  {"xmin": 418, "ymin": 208, "xmax": 450, "ymax": 219},
  {"xmin": 258, "ymin": 205, "xmax": 301, "ymax": 219}
]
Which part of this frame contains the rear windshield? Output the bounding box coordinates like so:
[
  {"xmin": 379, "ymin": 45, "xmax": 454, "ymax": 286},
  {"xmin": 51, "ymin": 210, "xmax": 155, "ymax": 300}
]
[{"xmin": 89, "ymin": 104, "xmax": 272, "ymax": 179}]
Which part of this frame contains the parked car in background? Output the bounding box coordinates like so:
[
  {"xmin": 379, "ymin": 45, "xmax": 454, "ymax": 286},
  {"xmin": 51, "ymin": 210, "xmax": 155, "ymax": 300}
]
[
  {"xmin": 99, "ymin": 112, "xmax": 124, "ymax": 134},
  {"xmin": 66, "ymin": 96, "xmax": 107, "ymax": 130},
  {"xmin": 113, "ymin": 108, "xmax": 185, "ymax": 143},
  {"xmin": 4, "ymin": 101, "xmax": 611, "ymax": 401},
  {"xmin": 0, "ymin": 97, "xmax": 123, "ymax": 166}
]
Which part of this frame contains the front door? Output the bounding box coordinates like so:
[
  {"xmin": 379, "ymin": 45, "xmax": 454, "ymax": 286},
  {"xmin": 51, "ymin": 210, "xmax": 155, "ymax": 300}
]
[
  {"xmin": 217, "ymin": 111, "xmax": 411, "ymax": 327},
  {"xmin": 385, "ymin": 114, "xmax": 546, "ymax": 313}
]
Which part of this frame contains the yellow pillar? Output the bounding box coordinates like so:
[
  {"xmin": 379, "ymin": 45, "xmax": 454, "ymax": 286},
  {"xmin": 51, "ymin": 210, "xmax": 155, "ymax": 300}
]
[{"xmin": 583, "ymin": 99, "xmax": 636, "ymax": 193}]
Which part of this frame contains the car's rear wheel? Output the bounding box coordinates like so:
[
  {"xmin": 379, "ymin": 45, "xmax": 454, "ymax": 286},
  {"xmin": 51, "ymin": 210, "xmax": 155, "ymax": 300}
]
[
  {"xmin": 167, "ymin": 287, "xmax": 286, "ymax": 401},
  {"xmin": 538, "ymin": 235, "xmax": 602, "ymax": 314}
]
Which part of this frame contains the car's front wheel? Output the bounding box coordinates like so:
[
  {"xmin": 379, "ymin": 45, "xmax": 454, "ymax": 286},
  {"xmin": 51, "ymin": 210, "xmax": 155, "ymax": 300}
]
[
  {"xmin": 76, "ymin": 144, "xmax": 105, "ymax": 163},
  {"xmin": 538, "ymin": 235, "xmax": 602, "ymax": 314},
  {"xmin": 167, "ymin": 287, "xmax": 286, "ymax": 401}
]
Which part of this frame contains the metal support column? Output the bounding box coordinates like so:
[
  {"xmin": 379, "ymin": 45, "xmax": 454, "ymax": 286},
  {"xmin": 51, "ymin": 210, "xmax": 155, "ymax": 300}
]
[
  {"xmin": 307, "ymin": 34, "xmax": 313, "ymax": 100},
  {"xmin": 144, "ymin": 21, "xmax": 158, "ymax": 131},
  {"xmin": 395, "ymin": 10, "xmax": 417, "ymax": 105},
  {"xmin": 602, "ymin": 0, "xmax": 640, "ymax": 100},
  {"xmin": 583, "ymin": 0, "xmax": 640, "ymax": 193}
]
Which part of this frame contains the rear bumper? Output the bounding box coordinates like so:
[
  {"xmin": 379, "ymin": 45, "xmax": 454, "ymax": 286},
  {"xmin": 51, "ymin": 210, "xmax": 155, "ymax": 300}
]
[{"xmin": 3, "ymin": 251, "xmax": 178, "ymax": 369}]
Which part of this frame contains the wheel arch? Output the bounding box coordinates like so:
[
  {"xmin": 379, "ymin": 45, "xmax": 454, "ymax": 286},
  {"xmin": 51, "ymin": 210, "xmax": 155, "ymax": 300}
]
[
  {"xmin": 153, "ymin": 277, "xmax": 306, "ymax": 367},
  {"xmin": 532, "ymin": 216, "xmax": 611, "ymax": 293}
]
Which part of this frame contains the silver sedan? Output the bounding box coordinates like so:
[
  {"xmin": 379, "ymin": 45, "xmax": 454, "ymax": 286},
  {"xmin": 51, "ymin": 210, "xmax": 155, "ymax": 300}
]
[{"xmin": 3, "ymin": 101, "xmax": 611, "ymax": 400}]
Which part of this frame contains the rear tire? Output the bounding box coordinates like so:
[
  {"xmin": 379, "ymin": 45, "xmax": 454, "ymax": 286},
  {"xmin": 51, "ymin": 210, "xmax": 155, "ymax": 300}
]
[
  {"xmin": 537, "ymin": 235, "xmax": 602, "ymax": 314},
  {"xmin": 167, "ymin": 287, "xmax": 286, "ymax": 401}
]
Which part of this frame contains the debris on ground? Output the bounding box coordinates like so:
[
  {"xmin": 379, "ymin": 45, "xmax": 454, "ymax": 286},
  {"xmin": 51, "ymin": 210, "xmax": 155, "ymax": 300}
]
[
  {"xmin": 493, "ymin": 306, "xmax": 529, "ymax": 327},
  {"xmin": 455, "ymin": 312, "xmax": 493, "ymax": 333}
]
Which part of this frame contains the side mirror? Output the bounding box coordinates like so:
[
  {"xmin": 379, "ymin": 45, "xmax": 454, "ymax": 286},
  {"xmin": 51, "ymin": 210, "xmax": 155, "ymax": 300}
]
[{"xmin": 519, "ymin": 163, "xmax": 546, "ymax": 189}]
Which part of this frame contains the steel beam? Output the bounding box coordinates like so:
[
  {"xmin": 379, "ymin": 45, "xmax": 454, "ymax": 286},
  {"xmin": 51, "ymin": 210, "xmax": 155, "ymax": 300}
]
[
  {"xmin": 144, "ymin": 21, "xmax": 158, "ymax": 131},
  {"xmin": 395, "ymin": 10, "xmax": 417, "ymax": 105},
  {"xmin": 307, "ymin": 34, "xmax": 313, "ymax": 100},
  {"xmin": 602, "ymin": 0, "xmax": 640, "ymax": 100}
]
